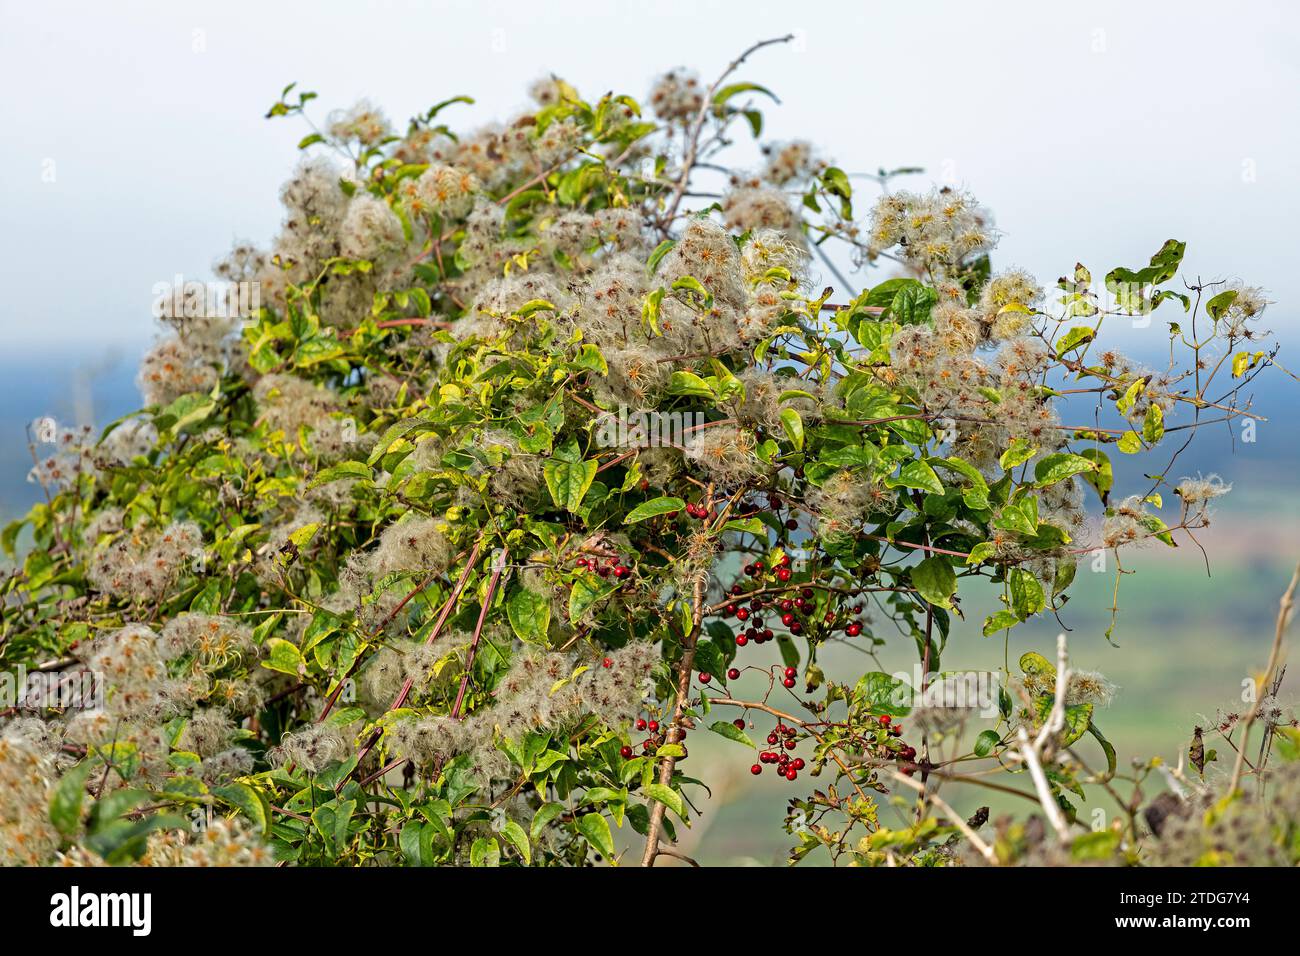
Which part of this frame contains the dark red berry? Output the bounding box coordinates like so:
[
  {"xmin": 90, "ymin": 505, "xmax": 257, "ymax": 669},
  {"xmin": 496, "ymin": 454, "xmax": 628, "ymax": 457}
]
[
  {"xmin": 698, "ymin": 672, "xmax": 711, "ymax": 684},
  {"xmin": 800, "ymin": 588, "xmax": 814, "ymax": 599},
  {"xmin": 784, "ymin": 738, "xmax": 797, "ymax": 750},
  {"xmin": 783, "ymin": 676, "xmax": 797, "ymax": 688},
  {"xmin": 743, "ymin": 564, "xmax": 756, "ymax": 576},
  {"xmin": 733, "ymin": 718, "xmax": 746, "ymax": 730},
  {"xmin": 727, "ymin": 667, "xmax": 741, "ymax": 680},
  {"xmin": 614, "ymin": 565, "xmax": 631, "ymax": 579},
  {"xmin": 619, "ymin": 745, "xmax": 633, "ymax": 759},
  {"xmin": 784, "ymin": 766, "xmax": 798, "ymax": 781},
  {"xmin": 786, "ymin": 518, "xmax": 798, "ymax": 530},
  {"xmin": 789, "ymin": 622, "xmax": 803, "ymax": 635},
  {"xmin": 793, "ymin": 757, "xmax": 805, "ymax": 770},
  {"xmin": 767, "ymin": 732, "xmax": 779, "ymax": 745}
]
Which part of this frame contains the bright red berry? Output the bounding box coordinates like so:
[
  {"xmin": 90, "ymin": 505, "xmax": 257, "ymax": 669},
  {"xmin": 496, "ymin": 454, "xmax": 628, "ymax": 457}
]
[
  {"xmin": 846, "ymin": 622, "xmax": 863, "ymax": 637},
  {"xmin": 698, "ymin": 672, "xmax": 711, "ymax": 684},
  {"xmin": 793, "ymin": 757, "xmax": 805, "ymax": 770},
  {"xmin": 735, "ymin": 634, "xmax": 748, "ymax": 647},
  {"xmin": 636, "ymin": 718, "xmax": 647, "ymax": 731},
  {"xmin": 776, "ymin": 567, "xmax": 791, "ymax": 582},
  {"xmin": 727, "ymin": 667, "xmax": 741, "ymax": 680},
  {"xmin": 602, "ymin": 657, "xmax": 613, "ymax": 668},
  {"xmin": 750, "ymin": 764, "xmax": 762, "ymax": 775},
  {"xmin": 781, "ymin": 612, "xmax": 795, "ymax": 627},
  {"xmin": 784, "ymin": 666, "xmax": 797, "ymax": 679},
  {"xmin": 783, "ymin": 676, "xmax": 797, "ymax": 688},
  {"xmin": 736, "ymin": 607, "xmax": 750, "ymax": 622},
  {"xmin": 648, "ymin": 720, "xmax": 659, "ymax": 732}
]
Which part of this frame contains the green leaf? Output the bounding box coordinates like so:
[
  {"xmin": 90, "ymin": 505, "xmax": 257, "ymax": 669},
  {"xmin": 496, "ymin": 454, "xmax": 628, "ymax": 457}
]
[
  {"xmin": 666, "ymin": 370, "xmax": 716, "ymax": 399},
  {"xmin": 213, "ymin": 783, "xmax": 272, "ymax": 837},
  {"xmin": 1076, "ymin": 448, "xmax": 1113, "ymax": 502},
  {"xmin": 1116, "ymin": 430, "xmax": 1142, "ymax": 454},
  {"xmin": 889, "ymin": 460, "xmax": 944, "ymax": 496},
  {"xmin": 624, "ymin": 496, "xmax": 684, "ymax": 524},
  {"xmin": 569, "ymin": 575, "xmax": 615, "ymax": 622},
  {"xmin": 531, "ymin": 802, "xmax": 566, "ymax": 842},
  {"xmin": 1054, "ymin": 325, "xmax": 1095, "ymax": 358},
  {"xmin": 973, "ymin": 729, "xmax": 1001, "ymax": 758},
  {"xmin": 1071, "ymin": 829, "xmax": 1121, "ymax": 861},
  {"xmin": 1142, "ymin": 403, "xmax": 1164, "ymax": 444},
  {"xmin": 470, "ymin": 835, "xmax": 500, "ymax": 867},
  {"xmin": 647, "ymin": 239, "xmax": 675, "ymax": 274},
  {"xmin": 49, "ymin": 761, "xmax": 94, "ymax": 837},
  {"xmin": 500, "ymin": 819, "xmax": 531, "ymax": 865},
  {"xmin": 1034, "ymin": 452, "xmax": 1096, "ymax": 487},
  {"xmin": 1009, "ymin": 568, "xmax": 1045, "ymax": 621},
  {"xmin": 982, "ymin": 610, "xmax": 1019, "ymax": 637},
  {"xmin": 642, "ymin": 783, "xmax": 685, "ymax": 819},
  {"xmin": 261, "ymin": 638, "xmax": 304, "ymax": 676},
  {"xmin": 708, "ymin": 720, "xmax": 755, "ymax": 749},
  {"xmin": 911, "ymin": 556, "xmax": 956, "ymax": 609},
  {"xmin": 577, "ymin": 812, "xmax": 616, "ymax": 860},
  {"xmin": 507, "ymin": 587, "xmax": 551, "ymax": 641},
  {"xmin": 544, "ymin": 458, "xmax": 598, "ymax": 512},
  {"xmin": 779, "ymin": 407, "xmax": 804, "ymax": 451},
  {"xmin": 999, "ymin": 438, "xmax": 1037, "ymax": 471}
]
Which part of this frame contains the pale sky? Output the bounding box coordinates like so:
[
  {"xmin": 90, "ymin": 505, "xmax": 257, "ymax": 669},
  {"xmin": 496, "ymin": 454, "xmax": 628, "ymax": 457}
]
[{"xmin": 2, "ymin": 0, "xmax": 1297, "ymax": 355}]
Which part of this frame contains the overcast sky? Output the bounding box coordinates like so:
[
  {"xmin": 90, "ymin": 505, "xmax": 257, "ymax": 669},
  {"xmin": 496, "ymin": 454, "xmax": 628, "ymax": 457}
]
[{"xmin": 2, "ymin": 0, "xmax": 1296, "ymax": 358}]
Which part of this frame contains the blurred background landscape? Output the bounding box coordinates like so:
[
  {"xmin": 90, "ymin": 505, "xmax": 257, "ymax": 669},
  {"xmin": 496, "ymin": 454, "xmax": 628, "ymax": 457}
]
[{"xmin": 2, "ymin": 0, "xmax": 1297, "ymax": 864}]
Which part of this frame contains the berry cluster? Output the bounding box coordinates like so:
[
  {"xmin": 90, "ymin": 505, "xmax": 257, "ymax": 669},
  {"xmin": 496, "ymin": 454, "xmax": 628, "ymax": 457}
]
[
  {"xmin": 751, "ymin": 723, "xmax": 805, "ymax": 781},
  {"xmin": 573, "ymin": 552, "xmax": 634, "ymax": 580},
  {"xmin": 623, "ymin": 715, "xmax": 689, "ymax": 762}
]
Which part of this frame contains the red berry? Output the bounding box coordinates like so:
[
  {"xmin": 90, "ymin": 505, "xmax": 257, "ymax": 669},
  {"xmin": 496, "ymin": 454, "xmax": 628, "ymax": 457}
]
[
  {"xmin": 784, "ymin": 738, "xmax": 797, "ymax": 750},
  {"xmin": 789, "ymin": 622, "xmax": 803, "ymax": 635},
  {"xmin": 762, "ymin": 629, "xmax": 774, "ymax": 641},
  {"xmin": 743, "ymin": 564, "xmax": 756, "ymax": 576},
  {"xmin": 575, "ymin": 558, "xmax": 589, "ymax": 569},
  {"xmin": 776, "ymin": 567, "xmax": 791, "ymax": 582},
  {"xmin": 750, "ymin": 764, "xmax": 762, "ymax": 775},
  {"xmin": 781, "ymin": 612, "xmax": 795, "ymax": 627},
  {"xmin": 767, "ymin": 732, "xmax": 779, "ymax": 745},
  {"xmin": 801, "ymin": 588, "xmax": 814, "ymax": 599},
  {"xmin": 783, "ymin": 676, "xmax": 797, "ymax": 688},
  {"xmin": 602, "ymin": 657, "xmax": 613, "ymax": 668},
  {"xmin": 793, "ymin": 757, "xmax": 805, "ymax": 770},
  {"xmin": 784, "ymin": 766, "xmax": 798, "ymax": 781},
  {"xmin": 614, "ymin": 565, "xmax": 631, "ymax": 579},
  {"xmin": 846, "ymin": 622, "xmax": 862, "ymax": 637},
  {"xmin": 785, "ymin": 518, "xmax": 798, "ymax": 530},
  {"xmin": 754, "ymin": 561, "xmax": 764, "ymax": 572},
  {"xmin": 736, "ymin": 607, "xmax": 750, "ymax": 622},
  {"xmin": 636, "ymin": 718, "xmax": 647, "ymax": 731},
  {"xmin": 735, "ymin": 634, "xmax": 748, "ymax": 647},
  {"xmin": 648, "ymin": 720, "xmax": 659, "ymax": 732},
  {"xmin": 727, "ymin": 667, "xmax": 741, "ymax": 680},
  {"xmin": 730, "ymin": 584, "xmax": 743, "ymax": 596},
  {"xmin": 698, "ymin": 672, "xmax": 711, "ymax": 684},
  {"xmin": 784, "ymin": 666, "xmax": 797, "ymax": 679},
  {"xmin": 619, "ymin": 745, "xmax": 633, "ymax": 759},
  {"xmin": 733, "ymin": 718, "xmax": 746, "ymax": 730}
]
